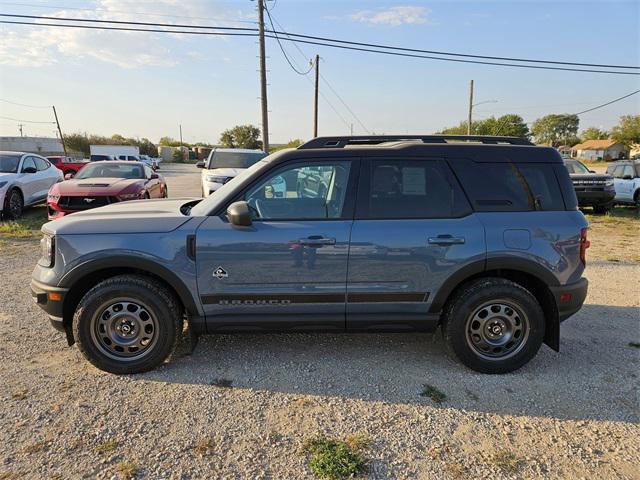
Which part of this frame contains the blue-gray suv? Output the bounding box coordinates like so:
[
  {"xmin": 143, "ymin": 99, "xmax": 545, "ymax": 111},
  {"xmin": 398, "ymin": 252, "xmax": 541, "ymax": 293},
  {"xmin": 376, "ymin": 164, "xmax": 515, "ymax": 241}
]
[{"xmin": 31, "ymin": 135, "xmax": 589, "ymax": 374}]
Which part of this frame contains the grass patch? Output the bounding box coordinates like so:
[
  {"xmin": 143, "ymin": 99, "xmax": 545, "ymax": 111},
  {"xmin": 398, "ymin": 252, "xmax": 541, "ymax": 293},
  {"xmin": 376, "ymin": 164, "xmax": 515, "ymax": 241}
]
[
  {"xmin": 94, "ymin": 439, "xmax": 119, "ymax": 454},
  {"xmin": 420, "ymin": 384, "xmax": 447, "ymax": 404},
  {"xmin": 301, "ymin": 435, "xmax": 369, "ymax": 480},
  {"xmin": 210, "ymin": 378, "xmax": 233, "ymax": 388},
  {"xmin": 0, "ymin": 206, "xmax": 48, "ymax": 238},
  {"xmin": 628, "ymin": 342, "xmax": 640, "ymax": 348},
  {"xmin": 492, "ymin": 451, "xmax": 525, "ymax": 473},
  {"xmin": 114, "ymin": 460, "xmax": 139, "ymax": 479}
]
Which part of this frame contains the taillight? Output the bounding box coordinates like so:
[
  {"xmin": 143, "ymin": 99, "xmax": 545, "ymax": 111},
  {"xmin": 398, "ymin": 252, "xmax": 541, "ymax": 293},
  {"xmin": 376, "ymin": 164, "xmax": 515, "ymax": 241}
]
[{"xmin": 580, "ymin": 228, "xmax": 590, "ymax": 265}]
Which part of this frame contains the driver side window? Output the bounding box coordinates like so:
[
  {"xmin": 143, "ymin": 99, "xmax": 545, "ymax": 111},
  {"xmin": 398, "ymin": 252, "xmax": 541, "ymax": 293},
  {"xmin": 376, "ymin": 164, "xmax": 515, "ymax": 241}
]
[{"xmin": 244, "ymin": 161, "xmax": 351, "ymax": 220}]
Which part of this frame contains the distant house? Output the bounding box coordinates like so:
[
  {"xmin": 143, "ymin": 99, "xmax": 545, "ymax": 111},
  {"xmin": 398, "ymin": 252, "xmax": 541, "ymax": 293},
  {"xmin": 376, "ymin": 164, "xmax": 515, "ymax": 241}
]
[
  {"xmin": 571, "ymin": 139, "xmax": 625, "ymax": 161},
  {"xmin": 630, "ymin": 143, "xmax": 640, "ymax": 159}
]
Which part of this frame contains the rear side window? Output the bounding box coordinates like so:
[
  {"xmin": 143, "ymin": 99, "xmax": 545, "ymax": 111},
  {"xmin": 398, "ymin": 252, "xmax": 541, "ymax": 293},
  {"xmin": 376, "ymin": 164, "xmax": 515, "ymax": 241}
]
[
  {"xmin": 451, "ymin": 161, "xmax": 565, "ymax": 212},
  {"xmin": 362, "ymin": 159, "xmax": 471, "ymax": 219},
  {"xmin": 34, "ymin": 157, "xmax": 50, "ymax": 171}
]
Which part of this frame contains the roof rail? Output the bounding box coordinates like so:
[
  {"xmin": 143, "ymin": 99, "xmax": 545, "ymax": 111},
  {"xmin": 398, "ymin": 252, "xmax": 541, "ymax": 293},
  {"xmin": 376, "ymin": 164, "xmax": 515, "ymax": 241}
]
[{"xmin": 298, "ymin": 135, "xmax": 534, "ymax": 149}]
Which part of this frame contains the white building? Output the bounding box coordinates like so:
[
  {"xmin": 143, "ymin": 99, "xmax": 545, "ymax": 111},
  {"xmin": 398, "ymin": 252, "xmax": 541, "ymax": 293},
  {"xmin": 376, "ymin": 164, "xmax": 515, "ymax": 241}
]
[{"xmin": 0, "ymin": 136, "xmax": 64, "ymax": 155}]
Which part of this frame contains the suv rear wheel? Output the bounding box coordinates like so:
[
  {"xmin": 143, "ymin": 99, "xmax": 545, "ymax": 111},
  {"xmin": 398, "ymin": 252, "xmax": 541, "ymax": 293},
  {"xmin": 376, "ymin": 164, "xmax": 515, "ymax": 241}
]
[
  {"xmin": 443, "ymin": 278, "xmax": 545, "ymax": 374},
  {"xmin": 73, "ymin": 275, "xmax": 182, "ymax": 374}
]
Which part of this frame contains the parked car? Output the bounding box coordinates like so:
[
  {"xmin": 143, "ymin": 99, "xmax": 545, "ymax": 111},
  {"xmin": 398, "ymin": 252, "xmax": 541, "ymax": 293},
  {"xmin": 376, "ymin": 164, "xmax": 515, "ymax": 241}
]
[
  {"xmin": 0, "ymin": 151, "xmax": 63, "ymax": 219},
  {"xmin": 46, "ymin": 161, "xmax": 167, "ymax": 219},
  {"xmin": 196, "ymin": 148, "xmax": 267, "ymax": 197},
  {"xmin": 139, "ymin": 155, "xmax": 160, "ymax": 170},
  {"xmin": 563, "ymin": 159, "xmax": 615, "ymax": 213},
  {"xmin": 606, "ymin": 159, "xmax": 640, "ymax": 207},
  {"xmin": 46, "ymin": 156, "xmax": 88, "ymax": 178},
  {"xmin": 90, "ymin": 154, "xmax": 117, "ymax": 162},
  {"xmin": 31, "ymin": 135, "xmax": 589, "ymax": 375}
]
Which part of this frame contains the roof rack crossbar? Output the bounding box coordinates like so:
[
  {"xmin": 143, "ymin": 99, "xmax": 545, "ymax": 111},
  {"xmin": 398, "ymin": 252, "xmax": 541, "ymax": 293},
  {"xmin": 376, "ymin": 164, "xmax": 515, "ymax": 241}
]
[{"xmin": 298, "ymin": 135, "xmax": 533, "ymax": 149}]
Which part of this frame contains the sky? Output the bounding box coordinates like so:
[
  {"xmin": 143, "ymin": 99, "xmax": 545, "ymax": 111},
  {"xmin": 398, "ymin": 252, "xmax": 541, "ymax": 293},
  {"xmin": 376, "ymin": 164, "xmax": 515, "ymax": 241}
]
[{"xmin": 0, "ymin": 0, "xmax": 638, "ymax": 145}]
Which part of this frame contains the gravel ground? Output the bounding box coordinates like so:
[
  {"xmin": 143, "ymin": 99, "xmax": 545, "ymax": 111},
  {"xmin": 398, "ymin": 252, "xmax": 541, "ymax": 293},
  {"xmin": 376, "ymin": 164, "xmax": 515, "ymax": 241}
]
[{"xmin": 0, "ymin": 164, "xmax": 638, "ymax": 479}]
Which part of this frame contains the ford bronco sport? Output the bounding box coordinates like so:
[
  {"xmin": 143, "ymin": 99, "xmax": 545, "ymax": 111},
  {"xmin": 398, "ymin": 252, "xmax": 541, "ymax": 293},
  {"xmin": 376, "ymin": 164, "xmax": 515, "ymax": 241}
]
[{"xmin": 31, "ymin": 135, "xmax": 589, "ymax": 374}]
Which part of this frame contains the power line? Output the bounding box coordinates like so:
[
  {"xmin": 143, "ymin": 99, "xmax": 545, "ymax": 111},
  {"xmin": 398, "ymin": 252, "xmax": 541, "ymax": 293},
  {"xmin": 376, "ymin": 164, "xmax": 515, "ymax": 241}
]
[
  {"xmin": 2, "ymin": 14, "xmax": 637, "ymax": 74},
  {"xmin": 573, "ymin": 90, "xmax": 640, "ymax": 115},
  {"xmin": 0, "ymin": 115, "xmax": 55, "ymax": 124},
  {"xmin": 0, "ymin": 98, "xmax": 51, "ymax": 108},
  {"xmin": 0, "ymin": 20, "xmax": 259, "ymax": 37},
  {"xmin": 0, "ymin": 3, "xmax": 258, "ymax": 24},
  {"xmin": 263, "ymin": 7, "xmax": 313, "ymax": 76},
  {"xmin": 265, "ymin": 12, "xmax": 367, "ymax": 132}
]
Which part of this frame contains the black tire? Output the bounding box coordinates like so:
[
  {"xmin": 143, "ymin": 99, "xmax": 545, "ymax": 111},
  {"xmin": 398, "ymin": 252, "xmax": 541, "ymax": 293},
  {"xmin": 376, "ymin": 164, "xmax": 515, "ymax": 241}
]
[
  {"xmin": 144, "ymin": 192, "xmax": 150, "ymax": 199},
  {"xmin": 72, "ymin": 275, "xmax": 182, "ymax": 374},
  {"xmin": 163, "ymin": 185, "xmax": 169, "ymax": 198},
  {"xmin": 634, "ymin": 191, "xmax": 640, "ymax": 209},
  {"xmin": 593, "ymin": 204, "xmax": 612, "ymax": 215},
  {"xmin": 3, "ymin": 188, "xmax": 23, "ymax": 220},
  {"xmin": 442, "ymin": 278, "xmax": 545, "ymax": 374}
]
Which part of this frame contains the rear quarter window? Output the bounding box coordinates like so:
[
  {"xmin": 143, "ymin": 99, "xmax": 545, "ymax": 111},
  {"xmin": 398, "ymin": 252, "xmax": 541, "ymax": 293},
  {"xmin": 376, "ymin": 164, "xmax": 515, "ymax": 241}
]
[{"xmin": 451, "ymin": 160, "xmax": 566, "ymax": 212}]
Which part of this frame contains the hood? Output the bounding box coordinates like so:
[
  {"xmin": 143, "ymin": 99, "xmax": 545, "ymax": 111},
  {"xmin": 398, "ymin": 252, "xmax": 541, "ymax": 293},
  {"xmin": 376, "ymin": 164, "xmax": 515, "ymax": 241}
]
[
  {"xmin": 52, "ymin": 177, "xmax": 142, "ymax": 195},
  {"xmin": 43, "ymin": 198, "xmax": 199, "ymax": 235},
  {"xmin": 202, "ymin": 167, "xmax": 244, "ymax": 178}
]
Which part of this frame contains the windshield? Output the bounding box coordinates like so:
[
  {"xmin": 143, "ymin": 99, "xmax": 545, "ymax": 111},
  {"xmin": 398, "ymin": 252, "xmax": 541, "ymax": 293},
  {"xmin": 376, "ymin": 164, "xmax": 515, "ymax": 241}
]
[
  {"xmin": 206, "ymin": 150, "xmax": 266, "ymax": 169},
  {"xmin": 565, "ymin": 160, "xmax": 590, "ymax": 174},
  {"xmin": 75, "ymin": 163, "xmax": 145, "ymax": 179},
  {"xmin": 0, "ymin": 154, "xmax": 21, "ymax": 173}
]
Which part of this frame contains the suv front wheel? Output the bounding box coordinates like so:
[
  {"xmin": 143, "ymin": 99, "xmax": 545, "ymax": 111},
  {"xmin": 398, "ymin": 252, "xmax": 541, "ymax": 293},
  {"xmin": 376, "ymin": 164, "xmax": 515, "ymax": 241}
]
[
  {"xmin": 73, "ymin": 275, "xmax": 182, "ymax": 374},
  {"xmin": 443, "ymin": 278, "xmax": 545, "ymax": 374}
]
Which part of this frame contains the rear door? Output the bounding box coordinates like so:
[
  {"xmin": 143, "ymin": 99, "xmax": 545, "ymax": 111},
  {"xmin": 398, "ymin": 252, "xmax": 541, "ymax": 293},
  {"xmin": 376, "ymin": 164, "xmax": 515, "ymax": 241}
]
[
  {"xmin": 346, "ymin": 157, "xmax": 485, "ymax": 330},
  {"xmin": 195, "ymin": 158, "xmax": 358, "ymax": 330}
]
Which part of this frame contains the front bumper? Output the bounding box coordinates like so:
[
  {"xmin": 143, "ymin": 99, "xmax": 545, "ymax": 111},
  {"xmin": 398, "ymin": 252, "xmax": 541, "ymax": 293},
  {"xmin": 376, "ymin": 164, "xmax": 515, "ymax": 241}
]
[
  {"xmin": 550, "ymin": 277, "xmax": 588, "ymax": 322},
  {"xmin": 31, "ymin": 279, "xmax": 68, "ymax": 324},
  {"xmin": 575, "ymin": 189, "xmax": 615, "ymax": 207}
]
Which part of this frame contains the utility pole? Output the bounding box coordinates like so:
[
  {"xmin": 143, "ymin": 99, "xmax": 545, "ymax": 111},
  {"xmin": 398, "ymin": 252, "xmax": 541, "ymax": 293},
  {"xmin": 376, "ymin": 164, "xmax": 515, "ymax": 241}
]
[
  {"xmin": 467, "ymin": 80, "xmax": 474, "ymax": 136},
  {"xmin": 18, "ymin": 124, "xmax": 23, "ymax": 137},
  {"xmin": 350, "ymin": 124, "xmax": 353, "ymax": 136},
  {"xmin": 52, "ymin": 105, "xmax": 66, "ymax": 153},
  {"xmin": 179, "ymin": 124, "xmax": 184, "ymax": 161},
  {"xmin": 257, "ymin": 0, "xmax": 269, "ymax": 152},
  {"xmin": 313, "ymin": 54, "xmax": 319, "ymax": 138}
]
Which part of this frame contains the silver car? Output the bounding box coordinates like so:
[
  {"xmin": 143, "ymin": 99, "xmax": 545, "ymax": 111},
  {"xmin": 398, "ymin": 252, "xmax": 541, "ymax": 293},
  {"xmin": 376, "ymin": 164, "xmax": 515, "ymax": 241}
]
[{"xmin": 0, "ymin": 151, "xmax": 63, "ymax": 219}]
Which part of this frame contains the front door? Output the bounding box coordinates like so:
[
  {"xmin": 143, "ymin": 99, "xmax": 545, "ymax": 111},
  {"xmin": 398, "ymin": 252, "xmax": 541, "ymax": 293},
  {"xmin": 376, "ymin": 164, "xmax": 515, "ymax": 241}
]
[
  {"xmin": 196, "ymin": 158, "xmax": 357, "ymax": 331},
  {"xmin": 346, "ymin": 157, "xmax": 485, "ymax": 330}
]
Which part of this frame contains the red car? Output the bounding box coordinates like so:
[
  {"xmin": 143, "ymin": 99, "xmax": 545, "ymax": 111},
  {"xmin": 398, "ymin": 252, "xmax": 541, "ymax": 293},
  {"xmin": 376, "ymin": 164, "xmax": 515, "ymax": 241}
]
[
  {"xmin": 47, "ymin": 161, "xmax": 167, "ymax": 219},
  {"xmin": 46, "ymin": 156, "xmax": 89, "ymax": 178}
]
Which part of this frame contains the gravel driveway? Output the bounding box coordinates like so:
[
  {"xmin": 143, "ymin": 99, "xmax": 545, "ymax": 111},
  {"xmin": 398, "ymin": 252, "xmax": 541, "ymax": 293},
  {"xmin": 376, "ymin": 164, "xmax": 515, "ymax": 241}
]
[{"xmin": 0, "ymin": 164, "xmax": 638, "ymax": 479}]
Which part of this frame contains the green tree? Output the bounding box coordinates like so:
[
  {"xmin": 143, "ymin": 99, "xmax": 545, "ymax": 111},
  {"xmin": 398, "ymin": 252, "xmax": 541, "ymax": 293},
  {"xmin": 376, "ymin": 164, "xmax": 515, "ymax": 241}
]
[
  {"xmin": 219, "ymin": 124, "xmax": 263, "ymax": 150},
  {"xmin": 531, "ymin": 114, "xmax": 580, "ymax": 146},
  {"xmin": 271, "ymin": 139, "xmax": 304, "ymax": 152},
  {"xmin": 611, "ymin": 115, "xmax": 640, "ymax": 149},
  {"xmin": 159, "ymin": 136, "xmax": 182, "ymax": 147},
  {"xmin": 439, "ymin": 114, "xmax": 529, "ymax": 139},
  {"xmin": 581, "ymin": 127, "xmax": 609, "ymax": 141},
  {"xmin": 63, "ymin": 133, "xmax": 90, "ymax": 155}
]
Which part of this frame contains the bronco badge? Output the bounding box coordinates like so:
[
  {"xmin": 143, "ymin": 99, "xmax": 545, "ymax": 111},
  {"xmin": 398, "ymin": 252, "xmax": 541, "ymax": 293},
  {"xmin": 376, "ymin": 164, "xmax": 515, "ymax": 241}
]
[{"xmin": 213, "ymin": 267, "xmax": 228, "ymax": 279}]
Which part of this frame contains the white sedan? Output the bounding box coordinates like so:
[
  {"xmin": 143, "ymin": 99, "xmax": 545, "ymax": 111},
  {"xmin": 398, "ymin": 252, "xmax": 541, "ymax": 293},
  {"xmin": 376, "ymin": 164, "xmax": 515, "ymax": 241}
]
[{"xmin": 0, "ymin": 151, "xmax": 63, "ymax": 219}]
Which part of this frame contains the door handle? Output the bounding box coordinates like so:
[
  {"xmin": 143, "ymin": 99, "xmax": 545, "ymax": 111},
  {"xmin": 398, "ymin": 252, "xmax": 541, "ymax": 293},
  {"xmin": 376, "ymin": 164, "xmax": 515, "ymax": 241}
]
[
  {"xmin": 298, "ymin": 236, "xmax": 336, "ymax": 246},
  {"xmin": 428, "ymin": 235, "xmax": 465, "ymax": 246}
]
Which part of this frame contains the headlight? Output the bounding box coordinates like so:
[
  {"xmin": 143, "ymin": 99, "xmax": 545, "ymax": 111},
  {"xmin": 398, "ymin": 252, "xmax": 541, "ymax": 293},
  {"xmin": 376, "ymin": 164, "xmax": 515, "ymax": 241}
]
[
  {"xmin": 205, "ymin": 175, "xmax": 228, "ymax": 184},
  {"xmin": 118, "ymin": 193, "xmax": 141, "ymax": 200},
  {"xmin": 39, "ymin": 234, "xmax": 55, "ymax": 268},
  {"xmin": 605, "ymin": 179, "xmax": 614, "ymax": 187}
]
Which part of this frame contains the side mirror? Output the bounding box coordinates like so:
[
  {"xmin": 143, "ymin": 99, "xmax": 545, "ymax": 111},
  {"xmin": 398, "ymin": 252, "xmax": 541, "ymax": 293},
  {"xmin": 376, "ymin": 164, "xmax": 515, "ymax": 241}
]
[
  {"xmin": 196, "ymin": 161, "xmax": 205, "ymax": 169},
  {"xmin": 64, "ymin": 173, "xmax": 73, "ymax": 180},
  {"xmin": 589, "ymin": 170, "xmax": 596, "ymax": 173},
  {"xmin": 227, "ymin": 201, "xmax": 252, "ymax": 226},
  {"xmin": 150, "ymin": 173, "xmax": 159, "ymax": 179},
  {"xmin": 22, "ymin": 166, "xmax": 37, "ymax": 174}
]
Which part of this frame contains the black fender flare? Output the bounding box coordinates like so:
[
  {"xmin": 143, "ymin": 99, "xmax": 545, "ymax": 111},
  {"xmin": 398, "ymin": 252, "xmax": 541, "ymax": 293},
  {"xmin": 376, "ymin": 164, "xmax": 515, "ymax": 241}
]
[{"xmin": 59, "ymin": 255, "xmax": 200, "ymax": 316}]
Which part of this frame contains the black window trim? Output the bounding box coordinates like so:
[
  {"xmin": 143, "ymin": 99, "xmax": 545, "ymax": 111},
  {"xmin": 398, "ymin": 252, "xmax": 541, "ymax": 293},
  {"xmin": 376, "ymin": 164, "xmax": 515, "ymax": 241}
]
[
  {"xmin": 355, "ymin": 156, "xmax": 473, "ymax": 220},
  {"xmin": 215, "ymin": 157, "xmax": 361, "ymax": 222}
]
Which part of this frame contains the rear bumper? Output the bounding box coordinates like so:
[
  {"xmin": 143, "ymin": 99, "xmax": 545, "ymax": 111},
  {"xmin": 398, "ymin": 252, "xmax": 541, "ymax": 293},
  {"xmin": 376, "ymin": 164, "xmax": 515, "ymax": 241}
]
[{"xmin": 550, "ymin": 277, "xmax": 588, "ymax": 322}]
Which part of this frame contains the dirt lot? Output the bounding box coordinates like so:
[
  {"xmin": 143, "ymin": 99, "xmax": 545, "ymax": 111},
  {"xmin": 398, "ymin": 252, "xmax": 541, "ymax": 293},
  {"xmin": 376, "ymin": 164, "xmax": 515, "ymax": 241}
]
[{"xmin": 0, "ymin": 164, "xmax": 638, "ymax": 479}]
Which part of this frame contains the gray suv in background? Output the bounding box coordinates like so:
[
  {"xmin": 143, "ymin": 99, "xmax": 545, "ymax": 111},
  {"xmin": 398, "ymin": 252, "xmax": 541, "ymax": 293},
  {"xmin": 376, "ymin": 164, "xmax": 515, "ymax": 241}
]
[{"xmin": 31, "ymin": 135, "xmax": 589, "ymax": 375}]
